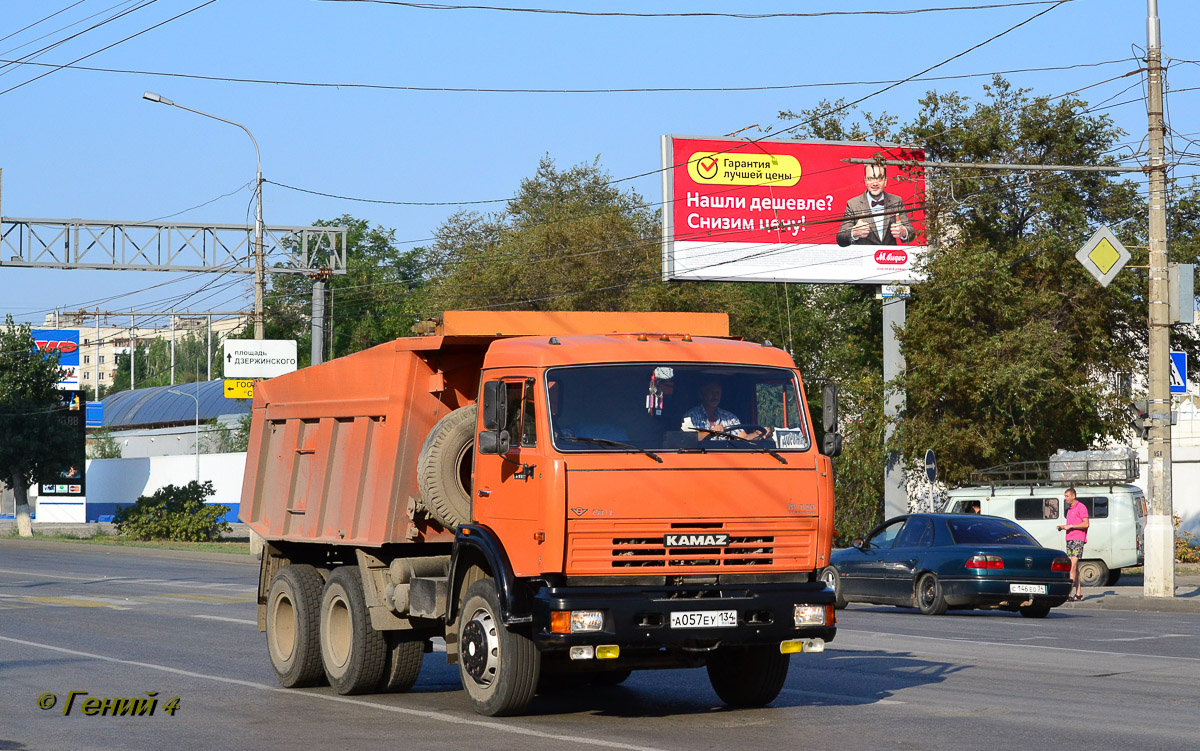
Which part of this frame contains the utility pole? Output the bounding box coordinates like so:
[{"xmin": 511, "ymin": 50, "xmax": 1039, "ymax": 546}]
[
  {"xmin": 310, "ymin": 267, "xmax": 331, "ymax": 366},
  {"xmin": 130, "ymin": 308, "xmax": 136, "ymax": 392},
  {"xmin": 1144, "ymin": 0, "xmax": 1175, "ymax": 598}
]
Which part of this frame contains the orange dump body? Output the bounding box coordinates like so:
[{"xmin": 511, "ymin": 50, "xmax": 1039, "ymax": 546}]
[{"xmin": 240, "ymin": 310, "xmax": 833, "ymax": 576}]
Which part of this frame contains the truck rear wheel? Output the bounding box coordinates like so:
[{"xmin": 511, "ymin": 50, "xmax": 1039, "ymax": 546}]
[
  {"xmin": 417, "ymin": 405, "xmax": 477, "ymax": 529},
  {"xmin": 319, "ymin": 566, "xmax": 387, "ymax": 695},
  {"xmin": 379, "ymin": 635, "xmax": 424, "ymax": 692},
  {"xmin": 265, "ymin": 564, "xmax": 325, "ymax": 688},
  {"xmin": 457, "ymin": 576, "xmax": 540, "ymax": 716},
  {"xmin": 706, "ymin": 645, "xmax": 789, "ymax": 707}
]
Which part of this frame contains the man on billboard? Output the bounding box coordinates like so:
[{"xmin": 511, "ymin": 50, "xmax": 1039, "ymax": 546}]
[{"xmin": 836, "ymin": 164, "xmax": 915, "ymax": 247}]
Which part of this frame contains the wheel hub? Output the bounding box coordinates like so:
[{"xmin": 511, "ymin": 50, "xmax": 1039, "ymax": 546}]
[{"xmin": 460, "ymin": 608, "xmax": 498, "ymax": 686}]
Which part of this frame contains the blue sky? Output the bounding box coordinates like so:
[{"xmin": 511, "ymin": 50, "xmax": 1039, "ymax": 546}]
[{"xmin": 1, "ymin": 0, "xmax": 1197, "ymax": 327}]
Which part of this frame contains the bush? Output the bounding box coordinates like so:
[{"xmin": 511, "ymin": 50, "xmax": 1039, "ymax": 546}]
[
  {"xmin": 1177, "ymin": 516, "xmax": 1200, "ymax": 564},
  {"xmin": 113, "ymin": 481, "xmax": 231, "ymax": 541}
]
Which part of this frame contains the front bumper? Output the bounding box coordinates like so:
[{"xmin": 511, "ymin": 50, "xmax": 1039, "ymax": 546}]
[{"xmin": 530, "ymin": 581, "xmax": 836, "ymax": 652}]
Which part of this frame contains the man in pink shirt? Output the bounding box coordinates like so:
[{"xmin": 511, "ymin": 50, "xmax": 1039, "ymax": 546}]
[{"xmin": 1056, "ymin": 487, "xmax": 1090, "ymax": 601}]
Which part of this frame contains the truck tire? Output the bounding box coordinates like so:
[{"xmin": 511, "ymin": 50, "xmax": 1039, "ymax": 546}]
[
  {"xmin": 417, "ymin": 405, "xmax": 477, "ymax": 529},
  {"xmin": 706, "ymin": 645, "xmax": 789, "ymax": 707},
  {"xmin": 379, "ymin": 635, "xmax": 424, "ymax": 692},
  {"xmin": 265, "ymin": 564, "xmax": 326, "ymax": 688},
  {"xmin": 319, "ymin": 566, "xmax": 387, "ymax": 695},
  {"xmin": 457, "ymin": 576, "xmax": 540, "ymax": 716},
  {"xmin": 1105, "ymin": 568, "xmax": 1121, "ymax": 586},
  {"xmin": 1077, "ymin": 559, "xmax": 1108, "ymax": 588}
]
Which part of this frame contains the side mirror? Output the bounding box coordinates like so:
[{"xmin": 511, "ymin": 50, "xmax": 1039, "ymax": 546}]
[
  {"xmin": 482, "ymin": 381, "xmax": 508, "ymax": 431},
  {"xmin": 822, "ymin": 431, "xmax": 843, "ymax": 457},
  {"xmin": 822, "ymin": 384, "xmax": 838, "ymax": 434},
  {"xmin": 477, "ymin": 429, "xmax": 511, "ymax": 456},
  {"xmin": 852, "ymin": 538, "xmax": 864, "ymax": 549}
]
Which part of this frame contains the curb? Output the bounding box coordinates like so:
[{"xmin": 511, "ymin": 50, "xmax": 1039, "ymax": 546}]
[
  {"xmin": 1065, "ymin": 595, "xmax": 1200, "ymax": 614},
  {"xmin": 0, "ymin": 538, "xmax": 258, "ymax": 565}
]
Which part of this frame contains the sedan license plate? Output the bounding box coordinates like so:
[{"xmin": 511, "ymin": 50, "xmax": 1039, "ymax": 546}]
[
  {"xmin": 1009, "ymin": 583, "xmax": 1047, "ymax": 595},
  {"xmin": 670, "ymin": 610, "xmax": 737, "ymax": 629}
]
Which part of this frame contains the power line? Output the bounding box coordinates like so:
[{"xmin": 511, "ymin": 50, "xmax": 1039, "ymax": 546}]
[
  {"xmin": 0, "ymin": 0, "xmax": 217, "ymax": 97},
  {"xmin": 0, "ymin": 0, "xmax": 91, "ymax": 46},
  {"xmin": 320, "ymin": 1, "xmax": 1074, "ymax": 20},
  {"xmin": 0, "ymin": 55, "xmax": 1129, "ymax": 95}
]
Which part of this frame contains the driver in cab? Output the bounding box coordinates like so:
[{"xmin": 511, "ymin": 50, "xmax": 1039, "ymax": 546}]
[{"xmin": 681, "ymin": 380, "xmax": 769, "ymax": 441}]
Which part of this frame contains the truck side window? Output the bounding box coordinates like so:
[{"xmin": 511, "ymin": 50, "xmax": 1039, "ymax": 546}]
[{"xmin": 503, "ymin": 380, "xmax": 537, "ymax": 449}]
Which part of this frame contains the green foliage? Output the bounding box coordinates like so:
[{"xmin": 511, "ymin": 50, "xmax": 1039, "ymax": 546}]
[
  {"xmin": 200, "ymin": 415, "xmax": 251, "ymax": 454},
  {"xmin": 1177, "ymin": 516, "xmax": 1200, "ymax": 564},
  {"xmin": 0, "ymin": 316, "xmax": 81, "ymax": 505},
  {"xmin": 113, "ymin": 481, "xmax": 231, "ymax": 541},
  {"xmin": 87, "ymin": 428, "xmax": 122, "ymax": 459},
  {"xmin": 109, "ymin": 333, "xmax": 218, "ymax": 392}
]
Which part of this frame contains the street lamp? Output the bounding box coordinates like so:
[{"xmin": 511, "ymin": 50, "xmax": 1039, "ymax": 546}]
[
  {"xmin": 168, "ymin": 386, "xmax": 200, "ymax": 483},
  {"xmin": 143, "ymin": 91, "xmax": 265, "ymax": 340}
]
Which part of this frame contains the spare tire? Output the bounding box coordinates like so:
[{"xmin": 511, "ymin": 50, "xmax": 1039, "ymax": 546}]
[{"xmin": 417, "ymin": 405, "xmax": 477, "ymax": 529}]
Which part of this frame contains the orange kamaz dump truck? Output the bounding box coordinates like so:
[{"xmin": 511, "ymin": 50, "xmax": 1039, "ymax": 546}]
[{"xmin": 241, "ymin": 311, "xmax": 840, "ymax": 716}]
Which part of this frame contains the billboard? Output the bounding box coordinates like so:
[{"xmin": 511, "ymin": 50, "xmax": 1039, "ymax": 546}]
[
  {"xmin": 32, "ymin": 328, "xmax": 81, "ymax": 390},
  {"xmin": 661, "ymin": 135, "xmax": 927, "ymax": 285},
  {"xmin": 39, "ymin": 390, "xmax": 87, "ymax": 497}
]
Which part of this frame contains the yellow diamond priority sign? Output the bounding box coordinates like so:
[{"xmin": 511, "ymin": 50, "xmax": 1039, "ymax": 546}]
[
  {"xmin": 1075, "ymin": 226, "xmax": 1131, "ymax": 288},
  {"xmin": 224, "ymin": 379, "xmax": 255, "ymax": 399}
]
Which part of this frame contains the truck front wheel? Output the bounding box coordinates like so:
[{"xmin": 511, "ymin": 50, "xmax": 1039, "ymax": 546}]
[
  {"xmin": 457, "ymin": 577, "xmax": 540, "ymax": 716},
  {"xmin": 265, "ymin": 564, "xmax": 326, "ymax": 688},
  {"xmin": 706, "ymin": 645, "xmax": 789, "ymax": 707},
  {"xmin": 319, "ymin": 566, "xmax": 387, "ymax": 695}
]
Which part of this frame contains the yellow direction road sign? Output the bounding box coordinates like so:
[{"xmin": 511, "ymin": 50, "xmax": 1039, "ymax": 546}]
[
  {"xmin": 1075, "ymin": 226, "xmax": 1131, "ymax": 288},
  {"xmin": 224, "ymin": 379, "xmax": 255, "ymax": 399}
]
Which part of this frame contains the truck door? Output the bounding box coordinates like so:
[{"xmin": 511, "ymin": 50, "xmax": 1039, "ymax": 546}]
[{"xmin": 473, "ymin": 375, "xmax": 546, "ymax": 576}]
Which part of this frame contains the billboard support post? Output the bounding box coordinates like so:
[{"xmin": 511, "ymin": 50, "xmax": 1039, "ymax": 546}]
[{"xmin": 883, "ymin": 294, "xmax": 907, "ymax": 518}]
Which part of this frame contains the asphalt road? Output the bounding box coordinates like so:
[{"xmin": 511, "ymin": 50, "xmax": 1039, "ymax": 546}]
[{"xmin": 2, "ymin": 541, "xmax": 1198, "ymax": 751}]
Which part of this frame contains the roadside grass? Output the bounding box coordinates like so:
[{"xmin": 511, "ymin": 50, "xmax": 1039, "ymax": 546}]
[
  {"xmin": 2, "ymin": 528, "xmax": 251, "ymax": 555},
  {"xmin": 1120, "ymin": 562, "xmax": 1200, "ymax": 577}
]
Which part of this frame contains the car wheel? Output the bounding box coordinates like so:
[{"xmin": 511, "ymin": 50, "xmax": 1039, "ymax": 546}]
[
  {"xmin": 1105, "ymin": 568, "xmax": 1121, "ymax": 587},
  {"xmin": 1019, "ymin": 602, "xmax": 1052, "ymax": 618},
  {"xmin": 1077, "ymin": 560, "xmax": 1109, "ymax": 588},
  {"xmin": 820, "ymin": 567, "xmax": 847, "ymax": 609},
  {"xmin": 916, "ymin": 573, "xmax": 947, "ymax": 616}
]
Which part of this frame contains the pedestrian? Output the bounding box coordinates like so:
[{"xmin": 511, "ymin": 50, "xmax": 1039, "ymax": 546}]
[{"xmin": 1055, "ymin": 487, "xmax": 1090, "ymax": 601}]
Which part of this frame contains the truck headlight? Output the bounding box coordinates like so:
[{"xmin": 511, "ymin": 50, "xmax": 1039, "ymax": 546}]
[
  {"xmin": 794, "ymin": 604, "xmax": 827, "ymax": 627},
  {"xmin": 551, "ymin": 610, "xmax": 605, "ymax": 634}
]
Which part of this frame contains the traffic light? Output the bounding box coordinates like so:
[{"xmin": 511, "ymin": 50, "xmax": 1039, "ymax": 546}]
[{"xmin": 1130, "ymin": 401, "xmax": 1149, "ymax": 440}]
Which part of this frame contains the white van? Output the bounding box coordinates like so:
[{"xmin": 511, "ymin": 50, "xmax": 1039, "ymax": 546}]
[{"xmin": 943, "ymin": 484, "xmax": 1146, "ymax": 587}]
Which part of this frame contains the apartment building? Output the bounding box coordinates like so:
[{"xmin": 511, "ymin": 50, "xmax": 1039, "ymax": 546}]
[{"xmin": 39, "ymin": 312, "xmax": 249, "ymax": 390}]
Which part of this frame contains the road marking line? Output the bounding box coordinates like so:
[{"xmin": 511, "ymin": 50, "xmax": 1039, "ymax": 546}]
[
  {"xmin": 0, "ymin": 569, "xmax": 254, "ymax": 593},
  {"xmin": 0, "ymin": 635, "xmax": 667, "ymax": 751},
  {"xmin": 1104, "ymin": 634, "xmax": 1192, "ymax": 642},
  {"xmin": 838, "ymin": 628, "xmax": 1200, "ymax": 662},
  {"xmin": 146, "ymin": 593, "xmax": 255, "ymax": 604},
  {"xmin": 10, "ymin": 595, "xmax": 132, "ymax": 610},
  {"xmin": 192, "ymin": 615, "xmax": 258, "ymax": 625}
]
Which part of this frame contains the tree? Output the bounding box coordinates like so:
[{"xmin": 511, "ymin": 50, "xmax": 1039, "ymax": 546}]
[
  {"xmin": 108, "ymin": 333, "xmax": 217, "ymax": 392},
  {"xmin": 0, "ymin": 316, "xmax": 81, "ymax": 536},
  {"xmin": 247, "ymin": 215, "xmax": 426, "ymax": 363}
]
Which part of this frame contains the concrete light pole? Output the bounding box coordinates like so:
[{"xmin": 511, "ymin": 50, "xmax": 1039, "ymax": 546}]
[
  {"xmin": 1143, "ymin": 1, "xmax": 1175, "ymax": 598},
  {"xmin": 143, "ymin": 91, "xmax": 266, "ymax": 340},
  {"xmin": 168, "ymin": 386, "xmax": 200, "ymax": 483}
]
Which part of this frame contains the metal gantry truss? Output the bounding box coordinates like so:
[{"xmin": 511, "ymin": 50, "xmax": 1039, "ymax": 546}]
[{"xmin": 0, "ymin": 218, "xmax": 347, "ymax": 274}]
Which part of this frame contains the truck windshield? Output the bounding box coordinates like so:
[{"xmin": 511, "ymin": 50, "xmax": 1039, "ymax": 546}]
[{"xmin": 546, "ymin": 364, "xmax": 811, "ymax": 453}]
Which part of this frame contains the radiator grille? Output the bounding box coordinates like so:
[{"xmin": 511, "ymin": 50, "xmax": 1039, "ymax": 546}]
[{"xmin": 567, "ymin": 520, "xmax": 816, "ymax": 574}]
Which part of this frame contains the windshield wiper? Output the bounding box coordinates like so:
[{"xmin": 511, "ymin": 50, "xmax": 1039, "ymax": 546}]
[
  {"xmin": 705, "ymin": 431, "xmax": 788, "ymax": 464},
  {"xmin": 562, "ymin": 436, "xmax": 663, "ymax": 463}
]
